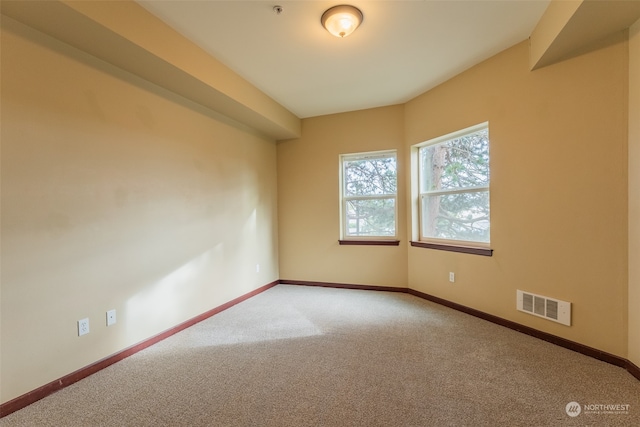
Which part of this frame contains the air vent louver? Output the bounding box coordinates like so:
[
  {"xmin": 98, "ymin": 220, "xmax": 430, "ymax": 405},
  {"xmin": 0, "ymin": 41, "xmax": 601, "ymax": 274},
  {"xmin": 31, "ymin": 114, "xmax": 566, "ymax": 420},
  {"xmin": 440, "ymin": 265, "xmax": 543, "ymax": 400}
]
[{"xmin": 516, "ymin": 290, "xmax": 571, "ymax": 326}]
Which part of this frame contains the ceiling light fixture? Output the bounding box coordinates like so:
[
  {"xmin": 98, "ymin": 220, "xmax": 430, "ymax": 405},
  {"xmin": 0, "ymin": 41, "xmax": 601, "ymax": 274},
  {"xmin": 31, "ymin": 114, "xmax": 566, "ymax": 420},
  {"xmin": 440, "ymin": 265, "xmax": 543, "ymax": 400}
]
[{"xmin": 321, "ymin": 5, "xmax": 363, "ymax": 38}]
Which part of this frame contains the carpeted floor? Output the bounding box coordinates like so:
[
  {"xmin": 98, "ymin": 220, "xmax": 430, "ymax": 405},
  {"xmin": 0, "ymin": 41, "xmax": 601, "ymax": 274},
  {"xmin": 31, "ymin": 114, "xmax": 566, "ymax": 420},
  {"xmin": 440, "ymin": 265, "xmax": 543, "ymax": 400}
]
[{"xmin": 2, "ymin": 284, "xmax": 639, "ymax": 426}]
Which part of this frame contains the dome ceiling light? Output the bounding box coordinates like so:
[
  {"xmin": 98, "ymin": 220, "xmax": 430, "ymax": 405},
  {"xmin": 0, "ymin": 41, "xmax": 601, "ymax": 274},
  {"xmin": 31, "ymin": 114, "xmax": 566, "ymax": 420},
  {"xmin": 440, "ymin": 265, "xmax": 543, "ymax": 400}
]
[{"xmin": 321, "ymin": 5, "xmax": 363, "ymax": 38}]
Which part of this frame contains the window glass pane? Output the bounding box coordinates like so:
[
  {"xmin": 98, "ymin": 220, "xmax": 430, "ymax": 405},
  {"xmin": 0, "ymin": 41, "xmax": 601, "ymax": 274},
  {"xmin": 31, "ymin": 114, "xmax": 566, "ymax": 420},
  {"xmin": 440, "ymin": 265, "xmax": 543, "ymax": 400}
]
[
  {"xmin": 421, "ymin": 191, "xmax": 490, "ymax": 243},
  {"xmin": 344, "ymin": 156, "xmax": 397, "ymax": 196},
  {"xmin": 345, "ymin": 198, "xmax": 396, "ymax": 237},
  {"xmin": 420, "ymin": 129, "xmax": 489, "ymax": 192}
]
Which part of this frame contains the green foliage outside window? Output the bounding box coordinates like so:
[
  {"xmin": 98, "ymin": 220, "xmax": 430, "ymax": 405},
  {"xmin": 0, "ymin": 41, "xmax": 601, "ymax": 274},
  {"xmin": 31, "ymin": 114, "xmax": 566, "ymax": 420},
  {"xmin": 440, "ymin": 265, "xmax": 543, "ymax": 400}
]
[
  {"xmin": 420, "ymin": 127, "xmax": 490, "ymax": 243},
  {"xmin": 343, "ymin": 154, "xmax": 396, "ymax": 237}
]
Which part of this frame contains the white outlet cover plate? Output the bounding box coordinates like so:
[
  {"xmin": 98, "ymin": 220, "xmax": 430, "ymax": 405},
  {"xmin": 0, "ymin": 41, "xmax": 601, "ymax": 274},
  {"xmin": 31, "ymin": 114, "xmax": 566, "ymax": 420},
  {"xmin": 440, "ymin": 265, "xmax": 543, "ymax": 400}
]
[
  {"xmin": 106, "ymin": 309, "xmax": 116, "ymax": 326},
  {"xmin": 78, "ymin": 318, "xmax": 90, "ymax": 336}
]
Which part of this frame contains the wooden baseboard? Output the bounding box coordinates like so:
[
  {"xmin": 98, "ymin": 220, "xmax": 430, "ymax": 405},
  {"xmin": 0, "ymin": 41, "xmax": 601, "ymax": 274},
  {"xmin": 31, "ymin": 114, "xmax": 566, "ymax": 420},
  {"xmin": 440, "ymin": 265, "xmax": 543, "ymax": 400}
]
[
  {"xmin": 278, "ymin": 279, "xmax": 407, "ymax": 293},
  {"xmin": 0, "ymin": 280, "xmax": 278, "ymax": 418},
  {"xmin": 3, "ymin": 279, "xmax": 638, "ymax": 418},
  {"xmin": 280, "ymin": 282, "xmax": 637, "ymax": 378},
  {"xmin": 627, "ymin": 360, "xmax": 640, "ymax": 381},
  {"xmin": 406, "ymin": 288, "xmax": 629, "ymax": 369}
]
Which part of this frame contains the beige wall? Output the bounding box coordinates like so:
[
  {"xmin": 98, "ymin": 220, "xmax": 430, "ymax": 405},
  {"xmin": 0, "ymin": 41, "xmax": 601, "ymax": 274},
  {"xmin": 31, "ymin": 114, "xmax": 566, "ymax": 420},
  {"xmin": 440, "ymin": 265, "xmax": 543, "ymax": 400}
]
[
  {"xmin": 629, "ymin": 19, "xmax": 640, "ymax": 367},
  {"xmin": 406, "ymin": 36, "xmax": 629, "ymax": 356},
  {"xmin": 0, "ymin": 17, "xmax": 279, "ymax": 403},
  {"xmin": 277, "ymin": 33, "xmax": 630, "ymax": 357},
  {"xmin": 277, "ymin": 106, "xmax": 407, "ymax": 287}
]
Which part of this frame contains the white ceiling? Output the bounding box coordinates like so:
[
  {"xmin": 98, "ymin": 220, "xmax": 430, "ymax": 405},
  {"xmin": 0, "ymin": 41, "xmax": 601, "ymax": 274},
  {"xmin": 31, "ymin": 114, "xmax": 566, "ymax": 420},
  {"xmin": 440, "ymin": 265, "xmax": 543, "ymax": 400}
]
[{"xmin": 137, "ymin": 0, "xmax": 550, "ymax": 119}]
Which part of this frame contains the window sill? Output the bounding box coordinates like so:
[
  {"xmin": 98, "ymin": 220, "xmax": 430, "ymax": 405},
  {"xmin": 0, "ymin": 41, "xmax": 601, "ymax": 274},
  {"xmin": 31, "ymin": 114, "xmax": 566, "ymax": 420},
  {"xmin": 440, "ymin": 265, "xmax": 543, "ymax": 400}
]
[
  {"xmin": 339, "ymin": 240, "xmax": 401, "ymax": 246},
  {"xmin": 410, "ymin": 241, "xmax": 493, "ymax": 256}
]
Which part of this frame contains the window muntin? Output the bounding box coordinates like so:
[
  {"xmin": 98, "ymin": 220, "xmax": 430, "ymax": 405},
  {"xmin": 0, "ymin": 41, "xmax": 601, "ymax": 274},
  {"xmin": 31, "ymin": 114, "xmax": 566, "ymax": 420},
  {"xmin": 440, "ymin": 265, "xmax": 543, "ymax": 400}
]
[
  {"xmin": 418, "ymin": 124, "xmax": 490, "ymax": 246},
  {"xmin": 341, "ymin": 151, "xmax": 397, "ymax": 239}
]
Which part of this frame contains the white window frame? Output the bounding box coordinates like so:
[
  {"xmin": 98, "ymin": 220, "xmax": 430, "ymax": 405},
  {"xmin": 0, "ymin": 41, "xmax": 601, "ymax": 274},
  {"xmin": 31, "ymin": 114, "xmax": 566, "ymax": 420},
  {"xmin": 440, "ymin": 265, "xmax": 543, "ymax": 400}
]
[
  {"xmin": 340, "ymin": 150, "xmax": 398, "ymax": 240},
  {"xmin": 417, "ymin": 123, "xmax": 490, "ymax": 248}
]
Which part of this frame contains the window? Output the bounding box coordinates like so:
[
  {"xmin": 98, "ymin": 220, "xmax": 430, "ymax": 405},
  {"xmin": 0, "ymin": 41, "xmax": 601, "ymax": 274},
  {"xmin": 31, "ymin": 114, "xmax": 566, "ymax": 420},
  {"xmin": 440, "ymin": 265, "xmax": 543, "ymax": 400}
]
[
  {"xmin": 340, "ymin": 150, "xmax": 397, "ymax": 240},
  {"xmin": 417, "ymin": 123, "xmax": 490, "ymax": 247}
]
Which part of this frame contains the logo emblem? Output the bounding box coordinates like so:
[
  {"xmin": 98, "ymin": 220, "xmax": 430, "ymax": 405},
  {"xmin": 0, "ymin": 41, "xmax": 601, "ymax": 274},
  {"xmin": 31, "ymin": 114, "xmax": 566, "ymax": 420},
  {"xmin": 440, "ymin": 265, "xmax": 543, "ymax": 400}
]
[{"xmin": 566, "ymin": 402, "xmax": 582, "ymax": 417}]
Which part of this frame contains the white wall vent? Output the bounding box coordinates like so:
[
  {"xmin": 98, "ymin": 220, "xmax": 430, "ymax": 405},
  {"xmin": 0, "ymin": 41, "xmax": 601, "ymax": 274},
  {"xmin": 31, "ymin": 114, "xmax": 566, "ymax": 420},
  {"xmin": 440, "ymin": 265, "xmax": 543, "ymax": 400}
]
[{"xmin": 516, "ymin": 290, "xmax": 571, "ymax": 326}]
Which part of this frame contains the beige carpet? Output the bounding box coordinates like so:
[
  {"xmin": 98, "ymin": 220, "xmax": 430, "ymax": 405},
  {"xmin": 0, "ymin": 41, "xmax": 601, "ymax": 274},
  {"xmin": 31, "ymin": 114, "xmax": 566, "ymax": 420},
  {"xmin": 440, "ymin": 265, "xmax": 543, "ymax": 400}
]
[{"xmin": 2, "ymin": 284, "xmax": 639, "ymax": 426}]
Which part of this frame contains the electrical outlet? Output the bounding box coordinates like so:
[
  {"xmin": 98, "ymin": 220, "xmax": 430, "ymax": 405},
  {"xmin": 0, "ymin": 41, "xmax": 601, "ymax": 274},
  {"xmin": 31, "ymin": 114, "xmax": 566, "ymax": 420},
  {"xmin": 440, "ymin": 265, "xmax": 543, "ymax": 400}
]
[
  {"xmin": 78, "ymin": 318, "xmax": 90, "ymax": 336},
  {"xmin": 256, "ymin": 264, "xmax": 260, "ymax": 273},
  {"xmin": 106, "ymin": 309, "xmax": 116, "ymax": 326},
  {"xmin": 449, "ymin": 272, "xmax": 455, "ymax": 283}
]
